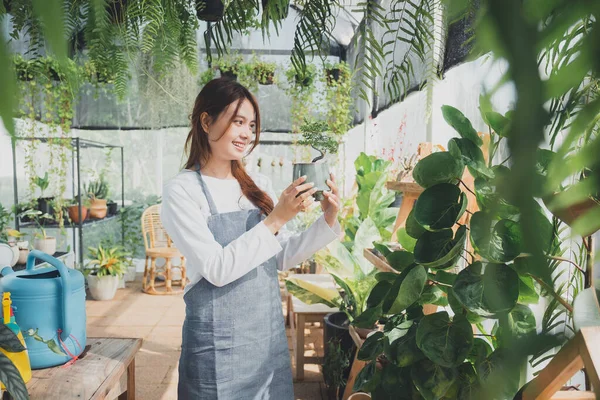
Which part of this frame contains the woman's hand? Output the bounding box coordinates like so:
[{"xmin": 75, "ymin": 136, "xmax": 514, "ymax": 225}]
[
  {"xmin": 321, "ymin": 173, "xmax": 340, "ymax": 228},
  {"xmin": 263, "ymin": 176, "xmax": 317, "ymax": 234}
]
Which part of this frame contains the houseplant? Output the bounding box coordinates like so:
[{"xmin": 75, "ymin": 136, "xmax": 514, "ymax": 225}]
[
  {"xmin": 85, "ymin": 244, "xmax": 130, "ymax": 301},
  {"xmin": 0, "ymin": 203, "xmax": 12, "ymax": 242},
  {"xmin": 33, "ymin": 172, "xmax": 53, "ymax": 216},
  {"xmin": 283, "ymin": 63, "xmax": 317, "ymax": 133},
  {"xmin": 85, "ymin": 179, "xmax": 109, "ymax": 219},
  {"xmin": 253, "ymin": 60, "xmax": 277, "ymax": 85},
  {"xmin": 216, "ymin": 54, "xmax": 245, "ymax": 80},
  {"xmin": 18, "ymin": 210, "xmax": 56, "ymax": 255},
  {"xmin": 67, "ymin": 197, "xmax": 90, "ymax": 224},
  {"xmin": 323, "ymin": 62, "xmax": 353, "ymax": 137},
  {"xmin": 294, "ymin": 119, "xmax": 339, "ymax": 201}
]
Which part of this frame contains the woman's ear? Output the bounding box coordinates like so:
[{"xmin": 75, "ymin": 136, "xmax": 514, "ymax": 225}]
[{"xmin": 200, "ymin": 112, "xmax": 212, "ymax": 133}]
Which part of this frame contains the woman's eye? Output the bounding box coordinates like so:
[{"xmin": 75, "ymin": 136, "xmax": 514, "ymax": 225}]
[{"xmin": 234, "ymin": 120, "xmax": 243, "ymax": 125}]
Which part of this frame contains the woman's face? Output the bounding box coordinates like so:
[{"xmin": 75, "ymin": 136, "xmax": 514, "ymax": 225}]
[{"xmin": 203, "ymin": 98, "xmax": 256, "ymax": 162}]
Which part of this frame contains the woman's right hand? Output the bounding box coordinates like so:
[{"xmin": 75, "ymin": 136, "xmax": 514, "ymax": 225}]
[{"xmin": 264, "ymin": 176, "xmax": 317, "ymax": 234}]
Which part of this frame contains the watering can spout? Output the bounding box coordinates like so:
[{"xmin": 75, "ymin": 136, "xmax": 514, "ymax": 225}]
[{"xmin": 1, "ymin": 266, "xmax": 14, "ymax": 277}]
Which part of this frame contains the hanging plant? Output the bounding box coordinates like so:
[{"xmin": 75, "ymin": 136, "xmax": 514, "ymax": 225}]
[
  {"xmin": 253, "ymin": 60, "xmax": 277, "ymax": 85},
  {"xmin": 283, "ymin": 63, "xmax": 317, "ymax": 134},
  {"xmin": 261, "ymin": 0, "xmax": 290, "ymax": 21},
  {"xmin": 195, "ymin": 0, "xmax": 225, "ymax": 22},
  {"xmin": 322, "ymin": 61, "xmax": 353, "ymax": 137},
  {"xmin": 13, "ymin": 55, "xmax": 37, "ymax": 81},
  {"xmin": 216, "ymin": 54, "xmax": 244, "ymax": 80},
  {"xmin": 199, "ymin": 68, "xmax": 216, "ymax": 87}
]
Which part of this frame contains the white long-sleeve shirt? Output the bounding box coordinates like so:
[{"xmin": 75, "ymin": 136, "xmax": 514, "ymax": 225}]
[{"xmin": 161, "ymin": 169, "xmax": 342, "ymax": 293}]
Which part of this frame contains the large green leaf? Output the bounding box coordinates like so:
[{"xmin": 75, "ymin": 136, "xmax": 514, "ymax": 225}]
[
  {"xmin": 0, "ymin": 352, "xmax": 29, "ymax": 400},
  {"xmin": 353, "ymin": 304, "xmax": 382, "ymax": 328},
  {"xmin": 367, "ymin": 280, "xmax": 392, "ymax": 308},
  {"xmin": 383, "ymin": 264, "xmax": 427, "ymax": 314},
  {"xmin": 358, "ymin": 331, "xmax": 385, "ymax": 361},
  {"xmin": 419, "ymin": 284, "xmax": 448, "ymax": 306},
  {"xmin": 474, "ymin": 177, "xmax": 519, "ymax": 219},
  {"xmin": 518, "ymin": 275, "xmax": 539, "ymax": 304},
  {"xmin": 397, "ymin": 227, "xmax": 417, "ymax": 252},
  {"xmin": 448, "ymin": 138, "xmax": 494, "ymax": 179},
  {"xmin": 508, "ymin": 304, "xmax": 536, "ymax": 338},
  {"xmin": 414, "ymin": 184, "xmax": 467, "ymax": 231},
  {"xmin": 411, "ymin": 359, "xmax": 458, "ymax": 400},
  {"xmin": 352, "ymin": 216, "xmax": 382, "ymax": 275},
  {"xmin": 416, "ymin": 312, "xmax": 473, "ymax": 367},
  {"xmin": 385, "ymin": 321, "xmax": 425, "ymax": 367},
  {"xmin": 448, "ymin": 288, "xmax": 484, "ymax": 324},
  {"xmin": 441, "ymin": 105, "xmax": 483, "ymax": 145},
  {"xmin": 445, "ymin": 362, "xmax": 480, "ymax": 400},
  {"xmin": 0, "ymin": 324, "xmax": 26, "ymax": 353},
  {"xmin": 414, "ymin": 226, "xmax": 467, "ymax": 269},
  {"xmin": 485, "ymin": 111, "xmax": 510, "ymax": 137},
  {"xmin": 413, "ymin": 152, "xmax": 465, "ymax": 189},
  {"xmin": 470, "ymin": 211, "xmax": 493, "ymax": 255},
  {"xmin": 488, "ymin": 219, "xmax": 523, "ymax": 263},
  {"xmin": 285, "ymin": 278, "xmax": 340, "ymax": 308},
  {"xmin": 386, "ymin": 250, "xmax": 415, "ymax": 272},
  {"xmin": 353, "ymin": 361, "xmax": 381, "ymax": 392},
  {"xmin": 453, "ymin": 263, "xmax": 519, "ymax": 317},
  {"xmin": 406, "ymin": 208, "xmax": 426, "ymax": 239}
]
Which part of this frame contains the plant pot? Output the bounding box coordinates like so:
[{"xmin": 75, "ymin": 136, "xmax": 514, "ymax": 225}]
[
  {"xmin": 295, "ymin": 74, "xmax": 313, "ymax": 88},
  {"xmin": 326, "ymin": 68, "xmax": 341, "ymax": 86},
  {"xmin": 196, "ymin": 0, "xmax": 225, "ymax": 21},
  {"xmin": 293, "ymin": 162, "xmax": 330, "ymax": 201},
  {"xmin": 37, "ymin": 197, "xmax": 55, "ymax": 216},
  {"xmin": 544, "ymin": 195, "xmax": 600, "ymax": 236},
  {"xmin": 87, "ymin": 274, "xmax": 120, "ymax": 301},
  {"xmin": 89, "ymin": 199, "xmax": 107, "ymax": 219},
  {"xmin": 68, "ymin": 205, "xmax": 88, "ymax": 224},
  {"xmin": 107, "ymin": 201, "xmax": 118, "ymax": 216},
  {"xmin": 257, "ymin": 72, "xmax": 275, "ymax": 85},
  {"xmin": 124, "ymin": 265, "xmax": 137, "ymax": 282},
  {"xmin": 261, "ymin": 0, "xmax": 290, "ymax": 20},
  {"xmin": 18, "ymin": 248, "xmax": 29, "ymax": 264},
  {"xmin": 8, "ymin": 243, "xmax": 19, "ymax": 266},
  {"xmin": 324, "ymin": 311, "xmax": 355, "ymax": 400},
  {"xmin": 33, "ymin": 237, "xmax": 56, "ymax": 255},
  {"xmin": 220, "ymin": 69, "xmax": 238, "ymax": 80}
]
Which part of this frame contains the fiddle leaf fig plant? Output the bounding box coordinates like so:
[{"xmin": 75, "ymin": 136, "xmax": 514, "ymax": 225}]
[{"xmin": 353, "ymin": 105, "xmax": 564, "ymax": 399}]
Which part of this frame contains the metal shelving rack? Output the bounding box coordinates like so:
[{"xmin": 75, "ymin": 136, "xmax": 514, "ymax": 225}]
[{"xmin": 11, "ymin": 136, "xmax": 125, "ymax": 266}]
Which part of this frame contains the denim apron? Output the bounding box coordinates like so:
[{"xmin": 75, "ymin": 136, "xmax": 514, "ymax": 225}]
[{"xmin": 178, "ymin": 170, "xmax": 294, "ymax": 399}]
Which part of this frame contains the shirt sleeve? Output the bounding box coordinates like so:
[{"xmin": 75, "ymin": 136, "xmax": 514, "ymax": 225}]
[
  {"xmin": 261, "ymin": 175, "xmax": 342, "ymax": 271},
  {"xmin": 161, "ymin": 181, "xmax": 283, "ymax": 287}
]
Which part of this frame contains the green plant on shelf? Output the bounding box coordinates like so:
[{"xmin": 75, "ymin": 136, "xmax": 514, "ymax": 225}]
[
  {"xmin": 0, "ymin": 203, "xmax": 13, "ymax": 242},
  {"xmin": 18, "ymin": 209, "xmax": 54, "ymax": 239},
  {"xmin": 85, "ymin": 179, "xmax": 109, "ymax": 200},
  {"xmin": 253, "ymin": 60, "xmax": 277, "ymax": 85},
  {"xmin": 33, "ymin": 172, "xmax": 50, "ymax": 199}
]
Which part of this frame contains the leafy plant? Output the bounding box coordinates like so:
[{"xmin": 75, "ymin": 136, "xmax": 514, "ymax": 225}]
[
  {"xmin": 322, "ymin": 61, "xmax": 353, "ymax": 137},
  {"xmin": 86, "ymin": 244, "xmax": 130, "ymax": 277},
  {"xmin": 85, "ymin": 179, "xmax": 109, "ymax": 200},
  {"xmin": 33, "ymin": 172, "xmax": 50, "ymax": 198},
  {"xmin": 298, "ymin": 119, "xmax": 339, "ymax": 163},
  {"xmin": 199, "ymin": 68, "xmax": 216, "ymax": 87},
  {"xmin": 283, "ymin": 63, "xmax": 317, "ymax": 135},
  {"xmin": 322, "ymin": 338, "xmax": 350, "ymax": 399},
  {"xmin": 253, "ymin": 60, "xmax": 277, "ymax": 85},
  {"xmin": 0, "ymin": 324, "xmax": 29, "ymax": 400},
  {"xmin": 352, "ymin": 105, "xmax": 565, "ymax": 399},
  {"xmin": 18, "ymin": 209, "xmax": 54, "ymax": 240},
  {"xmin": 0, "ymin": 204, "xmax": 13, "ymax": 242}
]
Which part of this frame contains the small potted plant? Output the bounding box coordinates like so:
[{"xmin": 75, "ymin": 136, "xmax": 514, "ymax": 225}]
[
  {"xmin": 85, "ymin": 179, "xmax": 109, "ymax": 219},
  {"xmin": 19, "ymin": 210, "xmax": 56, "ymax": 255},
  {"xmin": 5, "ymin": 229, "xmax": 29, "ymax": 264},
  {"xmin": 67, "ymin": 196, "xmax": 90, "ymax": 224},
  {"xmin": 85, "ymin": 244, "xmax": 130, "ymax": 301},
  {"xmin": 33, "ymin": 172, "xmax": 54, "ymax": 216},
  {"xmin": 216, "ymin": 54, "xmax": 244, "ymax": 80},
  {"xmin": 253, "ymin": 60, "xmax": 277, "ymax": 85},
  {"xmin": 294, "ymin": 119, "xmax": 339, "ymax": 201},
  {"xmin": 289, "ymin": 63, "xmax": 316, "ymax": 88}
]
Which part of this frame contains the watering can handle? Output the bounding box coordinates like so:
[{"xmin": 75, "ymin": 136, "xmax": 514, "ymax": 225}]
[{"xmin": 26, "ymin": 250, "xmax": 71, "ymax": 341}]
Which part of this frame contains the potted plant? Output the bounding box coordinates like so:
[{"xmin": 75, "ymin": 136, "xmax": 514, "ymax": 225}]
[
  {"xmin": 294, "ymin": 119, "xmax": 339, "ymax": 201},
  {"xmin": 0, "ymin": 203, "xmax": 13, "ymax": 242},
  {"xmin": 195, "ymin": 0, "xmax": 225, "ymax": 21},
  {"xmin": 19, "ymin": 209, "xmax": 56, "ymax": 255},
  {"xmin": 13, "ymin": 54, "xmax": 37, "ymax": 81},
  {"xmin": 5, "ymin": 229, "xmax": 29, "ymax": 264},
  {"xmin": 85, "ymin": 179, "xmax": 109, "ymax": 219},
  {"xmin": 322, "ymin": 338, "xmax": 350, "ymax": 400},
  {"xmin": 253, "ymin": 60, "xmax": 277, "ymax": 85},
  {"xmin": 67, "ymin": 197, "xmax": 90, "ymax": 224},
  {"xmin": 33, "ymin": 172, "xmax": 53, "ymax": 216},
  {"xmin": 107, "ymin": 199, "xmax": 118, "ymax": 216},
  {"xmin": 289, "ymin": 63, "xmax": 316, "ymax": 88},
  {"xmin": 85, "ymin": 244, "xmax": 130, "ymax": 301},
  {"xmin": 216, "ymin": 54, "xmax": 244, "ymax": 80}
]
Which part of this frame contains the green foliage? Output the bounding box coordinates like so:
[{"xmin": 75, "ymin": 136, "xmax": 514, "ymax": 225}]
[
  {"xmin": 283, "ymin": 63, "xmax": 317, "ymax": 134},
  {"xmin": 0, "ymin": 324, "xmax": 29, "ymax": 400},
  {"xmin": 33, "ymin": 172, "xmax": 50, "ymax": 198},
  {"xmin": 322, "ymin": 338, "xmax": 350, "ymax": 393},
  {"xmin": 199, "ymin": 68, "xmax": 216, "ymax": 87},
  {"xmin": 0, "ymin": 203, "xmax": 14, "ymax": 242},
  {"xmin": 252, "ymin": 60, "xmax": 277, "ymax": 85},
  {"xmin": 86, "ymin": 243, "xmax": 131, "ymax": 277},
  {"xmin": 85, "ymin": 179, "xmax": 109, "ymax": 200},
  {"xmin": 323, "ymin": 61, "xmax": 353, "ymax": 136},
  {"xmin": 119, "ymin": 195, "xmax": 161, "ymax": 258},
  {"xmin": 298, "ymin": 119, "xmax": 339, "ymax": 162}
]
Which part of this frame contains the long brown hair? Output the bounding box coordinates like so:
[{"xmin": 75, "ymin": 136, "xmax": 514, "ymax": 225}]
[{"xmin": 184, "ymin": 77, "xmax": 274, "ymax": 215}]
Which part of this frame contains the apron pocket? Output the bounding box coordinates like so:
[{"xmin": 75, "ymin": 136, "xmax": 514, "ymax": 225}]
[{"xmin": 182, "ymin": 319, "xmax": 233, "ymax": 384}]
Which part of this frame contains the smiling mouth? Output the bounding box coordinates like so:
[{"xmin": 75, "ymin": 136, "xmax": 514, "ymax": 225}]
[{"xmin": 233, "ymin": 141, "xmax": 246, "ymax": 150}]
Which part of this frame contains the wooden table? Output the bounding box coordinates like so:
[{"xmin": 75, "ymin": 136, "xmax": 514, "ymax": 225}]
[
  {"xmin": 27, "ymin": 337, "xmax": 142, "ymax": 400},
  {"xmin": 287, "ymin": 274, "xmax": 338, "ymax": 381}
]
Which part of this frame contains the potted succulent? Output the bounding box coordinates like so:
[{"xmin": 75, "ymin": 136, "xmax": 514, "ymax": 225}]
[
  {"xmin": 33, "ymin": 172, "xmax": 54, "ymax": 216},
  {"xmin": 294, "ymin": 119, "xmax": 339, "ymax": 201},
  {"xmin": 19, "ymin": 210, "xmax": 56, "ymax": 255},
  {"xmin": 253, "ymin": 60, "xmax": 277, "ymax": 85},
  {"xmin": 85, "ymin": 179, "xmax": 109, "ymax": 219},
  {"xmin": 85, "ymin": 244, "xmax": 130, "ymax": 301}
]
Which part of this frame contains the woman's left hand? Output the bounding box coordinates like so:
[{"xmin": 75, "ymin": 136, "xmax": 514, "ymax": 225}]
[{"xmin": 321, "ymin": 173, "xmax": 340, "ymax": 228}]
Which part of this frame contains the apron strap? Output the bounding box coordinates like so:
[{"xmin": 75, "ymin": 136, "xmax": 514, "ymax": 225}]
[{"xmin": 194, "ymin": 164, "xmax": 219, "ymax": 215}]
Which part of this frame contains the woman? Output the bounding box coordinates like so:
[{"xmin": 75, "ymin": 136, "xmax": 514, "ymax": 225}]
[{"xmin": 161, "ymin": 77, "xmax": 342, "ymax": 399}]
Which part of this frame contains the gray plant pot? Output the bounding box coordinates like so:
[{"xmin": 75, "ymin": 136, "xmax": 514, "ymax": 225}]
[{"xmin": 293, "ymin": 162, "xmax": 330, "ymax": 201}]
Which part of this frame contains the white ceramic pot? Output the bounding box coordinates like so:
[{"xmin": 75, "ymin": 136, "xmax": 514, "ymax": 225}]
[
  {"xmin": 0, "ymin": 243, "xmax": 15, "ymax": 267},
  {"xmin": 33, "ymin": 237, "xmax": 56, "ymax": 255},
  {"xmin": 124, "ymin": 265, "xmax": 137, "ymax": 282},
  {"xmin": 17, "ymin": 248, "xmax": 29, "ymax": 264},
  {"xmin": 8, "ymin": 243, "xmax": 19, "ymax": 266},
  {"xmin": 17, "ymin": 241, "xmax": 29, "ymax": 249},
  {"xmin": 87, "ymin": 274, "xmax": 120, "ymax": 301}
]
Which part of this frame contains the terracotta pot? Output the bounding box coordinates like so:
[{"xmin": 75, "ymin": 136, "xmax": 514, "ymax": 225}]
[
  {"xmin": 68, "ymin": 205, "xmax": 88, "ymax": 223},
  {"xmin": 89, "ymin": 199, "xmax": 107, "ymax": 219}
]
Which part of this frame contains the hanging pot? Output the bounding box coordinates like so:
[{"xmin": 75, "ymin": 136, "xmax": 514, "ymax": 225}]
[
  {"xmin": 326, "ymin": 68, "xmax": 341, "ymax": 86},
  {"xmin": 293, "ymin": 162, "xmax": 330, "ymax": 201},
  {"xmin": 219, "ymin": 69, "xmax": 238, "ymax": 81},
  {"xmin": 195, "ymin": 0, "xmax": 225, "ymax": 22},
  {"xmin": 89, "ymin": 199, "xmax": 107, "ymax": 219}
]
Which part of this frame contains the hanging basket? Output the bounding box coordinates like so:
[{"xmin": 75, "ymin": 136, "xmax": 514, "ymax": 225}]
[
  {"xmin": 195, "ymin": 0, "xmax": 225, "ymax": 22},
  {"xmin": 219, "ymin": 69, "xmax": 238, "ymax": 80},
  {"xmin": 326, "ymin": 68, "xmax": 341, "ymax": 86}
]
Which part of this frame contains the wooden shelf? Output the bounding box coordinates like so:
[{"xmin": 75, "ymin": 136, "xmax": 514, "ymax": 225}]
[{"xmin": 386, "ymin": 181, "xmax": 424, "ymax": 195}]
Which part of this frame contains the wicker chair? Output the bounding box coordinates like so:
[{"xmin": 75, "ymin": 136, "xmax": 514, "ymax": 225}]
[{"xmin": 141, "ymin": 204, "xmax": 187, "ymax": 295}]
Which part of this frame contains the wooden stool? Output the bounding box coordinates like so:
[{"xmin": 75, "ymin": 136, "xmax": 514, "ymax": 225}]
[{"xmin": 141, "ymin": 205, "xmax": 187, "ymax": 295}]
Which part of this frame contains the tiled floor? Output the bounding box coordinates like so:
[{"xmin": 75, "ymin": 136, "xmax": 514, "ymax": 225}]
[{"xmin": 86, "ymin": 275, "xmax": 328, "ymax": 400}]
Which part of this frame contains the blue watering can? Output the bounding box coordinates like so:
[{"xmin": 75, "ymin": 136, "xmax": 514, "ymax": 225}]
[{"xmin": 0, "ymin": 250, "xmax": 86, "ymax": 369}]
